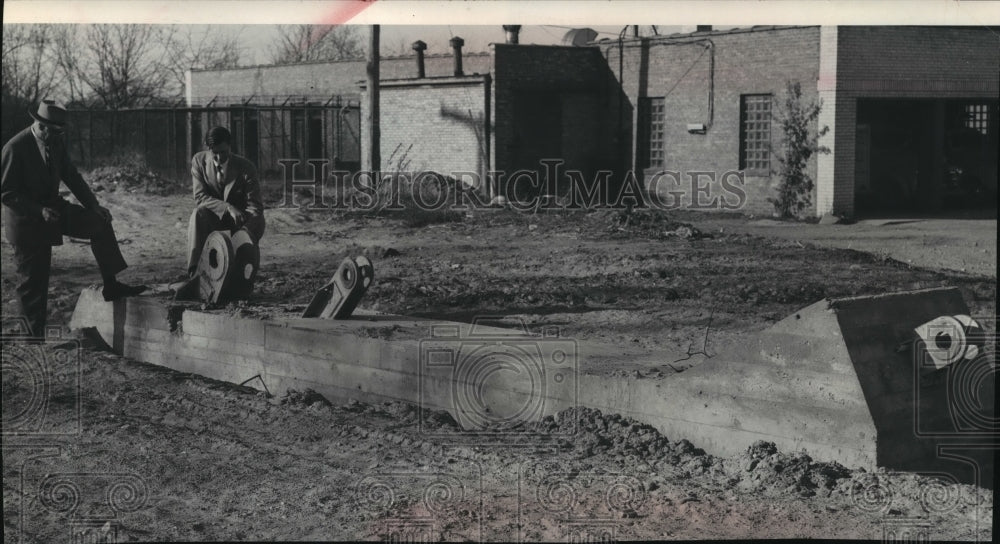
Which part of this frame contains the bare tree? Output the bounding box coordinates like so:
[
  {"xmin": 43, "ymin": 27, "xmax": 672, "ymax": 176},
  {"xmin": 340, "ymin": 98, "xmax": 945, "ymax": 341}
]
[
  {"xmin": 51, "ymin": 25, "xmax": 86, "ymax": 105},
  {"xmin": 164, "ymin": 26, "xmax": 243, "ymax": 99},
  {"xmin": 270, "ymin": 25, "xmax": 363, "ymax": 63},
  {"xmin": 2, "ymin": 25, "xmax": 64, "ymax": 141},
  {"xmin": 2, "ymin": 24, "xmax": 61, "ymax": 105},
  {"xmin": 383, "ymin": 35, "xmax": 411, "ymax": 57},
  {"xmin": 66, "ymin": 24, "xmax": 175, "ymax": 109}
]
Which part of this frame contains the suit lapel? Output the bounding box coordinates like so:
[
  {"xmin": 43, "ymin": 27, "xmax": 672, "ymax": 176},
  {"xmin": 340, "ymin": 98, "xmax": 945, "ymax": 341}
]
[
  {"xmin": 30, "ymin": 134, "xmax": 57, "ymax": 188},
  {"xmin": 222, "ymin": 164, "xmax": 235, "ymax": 202},
  {"xmin": 222, "ymin": 158, "xmax": 237, "ymax": 202},
  {"xmin": 206, "ymin": 154, "xmax": 219, "ymax": 191}
]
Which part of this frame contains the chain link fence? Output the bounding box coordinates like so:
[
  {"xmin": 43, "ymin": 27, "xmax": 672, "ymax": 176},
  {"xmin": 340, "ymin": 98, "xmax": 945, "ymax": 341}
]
[{"xmin": 55, "ymin": 99, "xmax": 361, "ymax": 182}]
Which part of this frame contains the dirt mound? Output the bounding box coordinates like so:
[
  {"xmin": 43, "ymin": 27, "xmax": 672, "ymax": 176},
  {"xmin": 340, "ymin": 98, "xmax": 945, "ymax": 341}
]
[
  {"xmin": 729, "ymin": 440, "xmax": 852, "ymax": 497},
  {"xmin": 280, "ymin": 388, "xmax": 332, "ymax": 408},
  {"xmin": 599, "ymin": 209, "xmax": 708, "ymax": 239},
  {"xmin": 86, "ymin": 163, "xmax": 184, "ymax": 196}
]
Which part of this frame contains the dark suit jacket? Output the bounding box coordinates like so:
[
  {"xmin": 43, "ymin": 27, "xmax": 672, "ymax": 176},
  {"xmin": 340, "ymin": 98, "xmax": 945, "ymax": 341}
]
[
  {"xmin": 191, "ymin": 150, "xmax": 264, "ymax": 221},
  {"xmin": 1, "ymin": 126, "xmax": 99, "ymax": 246}
]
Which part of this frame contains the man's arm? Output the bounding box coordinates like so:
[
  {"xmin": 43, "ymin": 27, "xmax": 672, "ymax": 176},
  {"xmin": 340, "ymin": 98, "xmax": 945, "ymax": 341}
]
[
  {"xmin": 192, "ymin": 155, "xmax": 229, "ymax": 218},
  {"xmin": 56, "ymin": 146, "xmax": 100, "ymax": 210},
  {"xmin": 0, "ymin": 143, "xmax": 43, "ymax": 218}
]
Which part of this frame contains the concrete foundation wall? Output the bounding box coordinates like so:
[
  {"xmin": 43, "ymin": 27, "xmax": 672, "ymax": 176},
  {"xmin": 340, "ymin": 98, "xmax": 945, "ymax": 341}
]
[{"xmin": 70, "ymin": 287, "xmax": 991, "ymax": 484}]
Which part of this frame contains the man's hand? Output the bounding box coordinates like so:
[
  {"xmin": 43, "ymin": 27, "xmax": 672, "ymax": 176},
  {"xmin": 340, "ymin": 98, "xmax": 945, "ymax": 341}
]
[
  {"xmin": 93, "ymin": 205, "xmax": 113, "ymax": 223},
  {"xmin": 226, "ymin": 204, "xmax": 246, "ymax": 227},
  {"xmin": 41, "ymin": 207, "xmax": 61, "ymax": 223}
]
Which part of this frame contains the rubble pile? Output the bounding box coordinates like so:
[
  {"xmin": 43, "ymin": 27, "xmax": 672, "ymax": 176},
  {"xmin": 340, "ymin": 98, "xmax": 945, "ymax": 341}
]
[
  {"xmin": 600, "ymin": 209, "xmax": 708, "ymax": 239},
  {"xmin": 86, "ymin": 163, "xmax": 183, "ymax": 195}
]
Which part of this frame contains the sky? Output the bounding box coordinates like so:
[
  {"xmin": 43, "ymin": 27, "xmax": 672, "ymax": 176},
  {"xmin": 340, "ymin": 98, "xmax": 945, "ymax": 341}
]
[
  {"xmin": 5, "ymin": 0, "xmax": 996, "ymax": 68},
  {"xmin": 236, "ymin": 25, "xmax": 684, "ymax": 65}
]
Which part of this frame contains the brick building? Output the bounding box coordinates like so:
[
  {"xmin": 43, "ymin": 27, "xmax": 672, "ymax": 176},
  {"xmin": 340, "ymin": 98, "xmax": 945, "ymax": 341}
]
[
  {"xmin": 364, "ymin": 41, "xmax": 620, "ymax": 196},
  {"xmin": 597, "ymin": 25, "xmax": 998, "ymax": 216},
  {"xmin": 184, "ymin": 52, "xmax": 492, "ymax": 178},
  {"xmin": 188, "ymin": 26, "xmax": 999, "ymax": 216}
]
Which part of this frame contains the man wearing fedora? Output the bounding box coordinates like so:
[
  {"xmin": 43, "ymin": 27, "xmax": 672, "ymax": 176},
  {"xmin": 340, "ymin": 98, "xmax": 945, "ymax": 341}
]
[{"xmin": 1, "ymin": 99, "xmax": 146, "ymax": 338}]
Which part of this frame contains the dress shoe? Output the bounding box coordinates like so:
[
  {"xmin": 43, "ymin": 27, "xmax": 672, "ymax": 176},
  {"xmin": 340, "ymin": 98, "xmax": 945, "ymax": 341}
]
[{"xmin": 102, "ymin": 281, "xmax": 148, "ymax": 301}]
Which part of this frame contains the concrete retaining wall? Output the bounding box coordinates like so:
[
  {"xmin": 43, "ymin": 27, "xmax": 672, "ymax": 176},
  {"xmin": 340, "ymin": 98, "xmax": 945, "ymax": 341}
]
[{"xmin": 70, "ymin": 286, "xmax": 991, "ymax": 483}]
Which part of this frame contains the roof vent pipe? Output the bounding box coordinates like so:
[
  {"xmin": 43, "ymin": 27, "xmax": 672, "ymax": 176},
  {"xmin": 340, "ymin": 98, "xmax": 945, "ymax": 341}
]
[
  {"xmin": 449, "ymin": 36, "xmax": 465, "ymax": 76},
  {"xmin": 503, "ymin": 25, "xmax": 521, "ymax": 44},
  {"xmin": 411, "ymin": 40, "xmax": 427, "ymax": 78}
]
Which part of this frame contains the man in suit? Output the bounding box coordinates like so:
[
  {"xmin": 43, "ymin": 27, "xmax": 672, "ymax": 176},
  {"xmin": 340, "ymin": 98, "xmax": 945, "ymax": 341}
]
[
  {"xmin": 1, "ymin": 100, "xmax": 146, "ymax": 338},
  {"xmin": 187, "ymin": 126, "xmax": 265, "ymax": 276}
]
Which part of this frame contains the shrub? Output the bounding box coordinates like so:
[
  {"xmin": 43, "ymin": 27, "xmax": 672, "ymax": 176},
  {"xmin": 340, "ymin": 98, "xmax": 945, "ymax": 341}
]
[{"xmin": 769, "ymin": 81, "xmax": 830, "ymax": 219}]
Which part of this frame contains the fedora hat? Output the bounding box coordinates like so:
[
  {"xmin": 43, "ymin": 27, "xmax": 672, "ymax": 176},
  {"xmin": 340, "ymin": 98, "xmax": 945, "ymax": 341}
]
[{"xmin": 29, "ymin": 100, "xmax": 68, "ymax": 127}]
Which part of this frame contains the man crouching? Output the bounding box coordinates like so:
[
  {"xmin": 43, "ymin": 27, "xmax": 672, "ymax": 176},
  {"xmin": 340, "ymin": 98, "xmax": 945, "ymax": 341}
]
[{"xmin": 187, "ymin": 126, "xmax": 265, "ymax": 277}]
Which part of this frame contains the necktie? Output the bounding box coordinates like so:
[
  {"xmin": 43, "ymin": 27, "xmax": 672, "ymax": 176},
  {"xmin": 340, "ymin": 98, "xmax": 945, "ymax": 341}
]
[
  {"xmin": 214, "ymin": 159, "xmax": 224, "ymax": 183},
  {"xmin": 44, "ymin": 145, "xmax": 56, "ymax": 176}
]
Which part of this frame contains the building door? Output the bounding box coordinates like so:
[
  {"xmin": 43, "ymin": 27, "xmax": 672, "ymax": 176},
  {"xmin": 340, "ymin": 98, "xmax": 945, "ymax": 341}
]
[{"xmin": 855, "ymin": 124, "xmax": 871, "ymax": 194}]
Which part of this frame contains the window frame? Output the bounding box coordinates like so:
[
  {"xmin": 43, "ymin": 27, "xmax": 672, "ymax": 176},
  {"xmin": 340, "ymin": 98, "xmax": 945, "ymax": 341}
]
[
  {"xmin": 964, "ymin": 103, "xmax": 989, "ymax": 135},
  {"xmin": 739, "ymin": 93, "xmax": 773, "ymax": 175},
  {"xmin": 637, "ymin": 96, "xmax": 666, "ymax": 170}
]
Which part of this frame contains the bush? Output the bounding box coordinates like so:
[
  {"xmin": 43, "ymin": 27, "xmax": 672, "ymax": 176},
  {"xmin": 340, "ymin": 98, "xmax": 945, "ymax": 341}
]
[{"xmin": 769, "ymin": 81, "xmax": 830, "ymax": 219}]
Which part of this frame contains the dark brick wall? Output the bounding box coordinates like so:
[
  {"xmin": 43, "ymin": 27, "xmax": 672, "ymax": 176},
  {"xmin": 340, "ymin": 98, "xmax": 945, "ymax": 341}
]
[
  {"xmin": 599, "ymin": 26, "xmax": 823, "ymax": 216},
  {"xmin": 492, "ymin": 44, "xmax": 620, "ymax": 194},
  {"xmin": 837, "ymin": 26, "xmax": 1000, "ymax": 95}
]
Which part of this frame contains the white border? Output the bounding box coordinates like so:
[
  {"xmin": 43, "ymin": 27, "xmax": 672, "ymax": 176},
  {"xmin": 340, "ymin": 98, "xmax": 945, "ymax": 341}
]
[{"xmin": 4, "ymin": 0, "xmax": 1000, "ymax": 25}]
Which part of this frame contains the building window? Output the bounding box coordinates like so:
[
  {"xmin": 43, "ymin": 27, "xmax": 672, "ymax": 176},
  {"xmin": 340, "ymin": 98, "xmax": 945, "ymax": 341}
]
[
  {"xmin": 740, "ymin": 94, "xmax": 772, "ymax": 173},
  {"xmin": 965, "ymin": 103, "xmax": 989, "ymax": 135},
  {"xmin": 638, "ymin": 97, "xmax": 665, "ymax": 169}
]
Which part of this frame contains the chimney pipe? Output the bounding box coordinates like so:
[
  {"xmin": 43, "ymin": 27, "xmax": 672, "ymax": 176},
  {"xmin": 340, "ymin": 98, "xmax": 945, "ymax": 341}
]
[
  {"xmin": 449, "ymin": 36, "xmax": 465, "ymax": 76},
  {"xmin": 411, "ymin": 40, "xmax": 427, "ymax": 78},
  {"xmin": 503, "ymin": 25, "xmax": 521, "ymax": 44}
]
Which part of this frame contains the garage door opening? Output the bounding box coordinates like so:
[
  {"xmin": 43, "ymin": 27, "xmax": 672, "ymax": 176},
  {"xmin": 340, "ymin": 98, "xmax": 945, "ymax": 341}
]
[{"xmin": 854, "ymin": 99, "xmax": 998, "ymax": 216}]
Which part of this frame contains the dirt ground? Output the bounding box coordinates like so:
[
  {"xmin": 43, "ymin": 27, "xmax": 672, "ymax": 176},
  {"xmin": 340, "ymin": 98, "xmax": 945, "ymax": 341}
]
[
  {"xmin": 712, "ymin": 214, "xmax": 997, "ymax": 278},
  {"xmin": 1, "ymin": 182, "xmax": 996, "ymax": 542}
]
